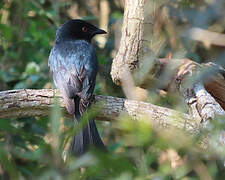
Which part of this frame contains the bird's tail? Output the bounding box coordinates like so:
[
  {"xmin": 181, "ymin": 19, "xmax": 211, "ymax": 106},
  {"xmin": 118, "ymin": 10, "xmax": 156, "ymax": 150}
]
[{"xmin": 69, "ymin": 97, "xmax": 105, "ymax": 156}]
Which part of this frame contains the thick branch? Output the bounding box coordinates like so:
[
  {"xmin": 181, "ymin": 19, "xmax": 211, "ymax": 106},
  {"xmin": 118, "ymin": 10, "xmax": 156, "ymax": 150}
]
[
  {"xmin": 0, "ymin": 89, "xmax": 198, "ymax": 134},
  {"xmin": 111, "ymin": 0, "xmax": 162, "ymax": 85},
  {"xmin": 159, "ymin": 59, "xmax": 225, "ymax": 122}
]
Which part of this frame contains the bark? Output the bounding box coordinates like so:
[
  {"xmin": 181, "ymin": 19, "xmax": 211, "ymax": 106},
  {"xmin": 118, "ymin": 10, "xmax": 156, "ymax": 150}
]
[
  {"xmin": 0, "ymin": 89, "xmax": 198, "ymax": 135},
  {"xmin": 158, "ymin": 58, "xmax": 225, "ymax": 152},
  {"xmin": 111, "ymin": 0, "xmax": 165, "ymax": 86},
  {"xmin": 110, "ymin": 0, "xmax": 225, "ymax": 123},
  {"xmin": 159, "ymin": 59, "xmax": 225, "ymax": 122}
]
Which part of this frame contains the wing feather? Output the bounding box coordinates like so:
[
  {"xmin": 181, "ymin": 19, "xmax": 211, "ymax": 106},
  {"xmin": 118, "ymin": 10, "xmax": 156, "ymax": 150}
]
[{"xmin": 48, "ymin": 40, "xmax": 97, "ymax": 114}]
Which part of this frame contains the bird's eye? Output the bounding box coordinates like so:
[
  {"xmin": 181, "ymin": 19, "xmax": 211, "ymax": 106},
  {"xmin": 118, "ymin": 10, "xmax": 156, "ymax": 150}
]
[{"xmin": 82, "ymin": 26, "xmax": 87, "ymax": 32}]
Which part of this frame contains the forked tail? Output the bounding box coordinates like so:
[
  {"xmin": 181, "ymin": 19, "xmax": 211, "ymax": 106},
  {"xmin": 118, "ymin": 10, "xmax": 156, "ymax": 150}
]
[{"xmin": 69, "ymin": 97, "xmax": 105, "ymax": 156}]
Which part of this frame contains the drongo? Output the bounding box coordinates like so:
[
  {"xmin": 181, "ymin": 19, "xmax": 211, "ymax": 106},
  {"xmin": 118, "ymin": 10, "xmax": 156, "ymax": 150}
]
[{"xmin": 48, "ymin": 19, "xmax": 106, "ymax": 156}]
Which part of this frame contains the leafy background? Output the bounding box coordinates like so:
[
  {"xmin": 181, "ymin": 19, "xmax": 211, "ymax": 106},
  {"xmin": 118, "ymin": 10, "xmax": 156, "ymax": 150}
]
[{"xmin": 0, "ymin": 0, "xmax": 225, "ymax": 179}]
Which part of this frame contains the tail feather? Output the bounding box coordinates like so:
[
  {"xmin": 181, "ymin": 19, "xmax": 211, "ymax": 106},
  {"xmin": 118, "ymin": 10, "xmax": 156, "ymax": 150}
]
[{"xmin": 69, "ymin": 97, "xmax": 105, "ymax": 156}]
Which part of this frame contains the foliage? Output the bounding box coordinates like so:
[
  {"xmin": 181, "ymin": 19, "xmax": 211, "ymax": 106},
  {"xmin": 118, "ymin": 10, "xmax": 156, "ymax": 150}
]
[{"xmin": 0, "ymin": 0, "xmax": 225, "ymax": 179}]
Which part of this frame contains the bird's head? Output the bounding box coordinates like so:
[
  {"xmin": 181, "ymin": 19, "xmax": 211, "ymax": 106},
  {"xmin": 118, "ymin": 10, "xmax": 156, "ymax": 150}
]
[{"xmin": 55, "ymin": 19, "xmax": 107, "ymax": 42}]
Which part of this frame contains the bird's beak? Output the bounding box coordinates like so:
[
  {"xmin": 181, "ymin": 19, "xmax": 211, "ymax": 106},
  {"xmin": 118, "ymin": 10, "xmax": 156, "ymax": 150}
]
[{"xmin": 95, "ymin": 28, "xmax": 107, "ymax": 35}]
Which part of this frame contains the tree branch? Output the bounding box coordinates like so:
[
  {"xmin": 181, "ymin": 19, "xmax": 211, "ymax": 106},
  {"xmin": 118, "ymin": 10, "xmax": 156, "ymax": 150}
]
[
  {"xmin": 183, "ymin": 27, "xmax": 225, "ymax": 47},
  {"xmin": 0, "ymin": 89, "xmax": 198, "ymax": 134}
]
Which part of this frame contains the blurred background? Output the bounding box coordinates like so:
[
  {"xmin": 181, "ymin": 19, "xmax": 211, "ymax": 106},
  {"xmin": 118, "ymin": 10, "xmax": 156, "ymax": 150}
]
[{"xmin": 0, "ymin": 0, "xmax": 225, "ymax": 179}]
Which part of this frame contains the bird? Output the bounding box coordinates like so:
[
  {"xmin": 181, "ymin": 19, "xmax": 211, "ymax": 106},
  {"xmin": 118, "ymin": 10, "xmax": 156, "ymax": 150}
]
[{"xmin": 48, "ymin": 19, "xmax": 107, "ymax": 156}]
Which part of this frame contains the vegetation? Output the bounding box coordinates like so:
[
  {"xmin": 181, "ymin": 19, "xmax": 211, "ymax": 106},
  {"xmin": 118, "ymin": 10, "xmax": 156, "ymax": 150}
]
[{"xmin": 0, "ymin": 0, "xmax": 225, "ymax": 179}]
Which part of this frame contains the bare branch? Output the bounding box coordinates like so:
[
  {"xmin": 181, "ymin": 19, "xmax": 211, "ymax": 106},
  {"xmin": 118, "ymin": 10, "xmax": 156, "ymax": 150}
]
[
  {"xmin": 0, "ymin": 89, "xmax": 198, "ymax": 134},
  {"xmin": 183, "ymin": 27, "xmax": 225, "ymax": 47},
  {"xmin": 163, "ymin": 59, "xmax": 225, "ymax": 122}
]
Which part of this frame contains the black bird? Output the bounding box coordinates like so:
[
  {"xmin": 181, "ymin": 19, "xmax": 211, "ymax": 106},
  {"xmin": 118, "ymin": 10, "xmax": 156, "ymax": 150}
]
[{"xmin": 48, "ymin": 19, "xmax": 106, "ymax": 156}]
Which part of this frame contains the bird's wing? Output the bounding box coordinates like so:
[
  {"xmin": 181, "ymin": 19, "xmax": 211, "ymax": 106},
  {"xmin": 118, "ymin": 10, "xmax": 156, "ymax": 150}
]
[{"xmin": 48, "ymin": 40, "xmax": 97, "ymax": 114}]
